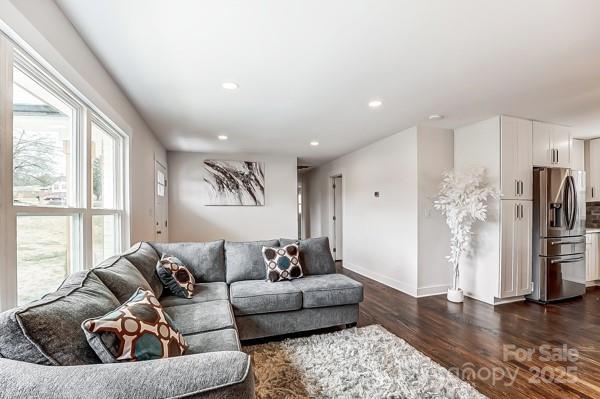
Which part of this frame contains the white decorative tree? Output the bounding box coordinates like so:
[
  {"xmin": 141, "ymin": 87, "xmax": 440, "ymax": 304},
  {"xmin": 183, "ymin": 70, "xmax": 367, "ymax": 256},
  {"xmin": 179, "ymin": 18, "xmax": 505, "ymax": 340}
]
[{"xmin": 433, "ymin": 167, "xmax": 496, "ymax": 302}]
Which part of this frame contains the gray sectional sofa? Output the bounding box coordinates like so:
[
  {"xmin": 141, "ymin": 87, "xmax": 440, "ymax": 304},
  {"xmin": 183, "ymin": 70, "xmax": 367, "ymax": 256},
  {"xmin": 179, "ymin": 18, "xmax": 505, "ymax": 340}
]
[{"xmin": 0, "ymin": 237, "xmax": 363, "ymax": 398}]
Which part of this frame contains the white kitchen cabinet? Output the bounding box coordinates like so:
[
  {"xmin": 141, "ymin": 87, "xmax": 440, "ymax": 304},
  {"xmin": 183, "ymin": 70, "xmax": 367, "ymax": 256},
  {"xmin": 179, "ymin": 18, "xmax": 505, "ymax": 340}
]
[
  {"xmin": 586, "ymin": 139, "xmax": 600, "ymax": 201},
  {"xmin": 586, "ymin": 233, "xmax": 599, "ymax": 281},
  {"xmin": 533, "ymin": 121, "xmax": 571, "ymax": 168},
  {"xmin": 500, "ymin": 116, "xmax": 532, "ymax": 200},
  {"xmin": 499, "ymin": 200, "xmax": 533, "ymax": 298},
  {"xmin": 570, "ymin": 138, "xmax": 585, "ymax": 171},
  {"xmin": 455, "ymin": 115, "xmax": 536, "ymax": 304}
]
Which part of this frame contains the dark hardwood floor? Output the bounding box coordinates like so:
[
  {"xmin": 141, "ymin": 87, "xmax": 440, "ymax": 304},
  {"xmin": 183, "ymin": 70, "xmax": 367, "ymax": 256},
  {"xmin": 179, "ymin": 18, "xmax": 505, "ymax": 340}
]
[{"xmin": 338, "ymin": 262, "xmax": 600, "ymax": 399}]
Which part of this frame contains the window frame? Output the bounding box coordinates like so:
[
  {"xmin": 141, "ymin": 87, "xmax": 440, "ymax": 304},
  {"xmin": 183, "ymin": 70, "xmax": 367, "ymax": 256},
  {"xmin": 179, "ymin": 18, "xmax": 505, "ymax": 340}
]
[{"xmin": 0, "ymin": 34, "xmax": 130, "ymax": 310}]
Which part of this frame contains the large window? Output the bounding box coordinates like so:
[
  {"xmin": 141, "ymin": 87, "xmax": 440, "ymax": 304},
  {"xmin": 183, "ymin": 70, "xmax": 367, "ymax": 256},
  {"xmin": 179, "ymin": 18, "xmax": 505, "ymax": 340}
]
[{"xmin": 0, "ymin": 39, "xmax": 128, "ymax": 309}]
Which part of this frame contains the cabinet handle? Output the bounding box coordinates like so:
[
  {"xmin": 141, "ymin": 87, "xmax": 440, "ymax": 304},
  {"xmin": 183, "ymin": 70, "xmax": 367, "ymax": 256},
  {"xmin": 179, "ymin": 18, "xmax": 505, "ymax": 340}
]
[
  {"xmin": 593, "ymin": 187, "xmax": 595, "ymax": 199},
  {"xmin": 556, "ymin": 148, "xmax": 559, "ymax": 164},
  {"xmin": 519, "ymin": 180, "xmax": 523, "ymax": 196},
  {"xmin": 515, "ymin": 180, "xmax": 519, "ymax": 196},
  {"xmin": 520, "ymin": 204, "xmax": 523, "ymax": 219}
]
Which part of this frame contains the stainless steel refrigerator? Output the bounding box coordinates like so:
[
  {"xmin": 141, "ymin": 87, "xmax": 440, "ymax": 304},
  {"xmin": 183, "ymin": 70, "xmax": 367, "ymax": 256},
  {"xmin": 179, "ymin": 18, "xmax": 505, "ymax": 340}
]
[{"xmin": 528, "ymin": 168, "xmax": 586, "ymax": 303}]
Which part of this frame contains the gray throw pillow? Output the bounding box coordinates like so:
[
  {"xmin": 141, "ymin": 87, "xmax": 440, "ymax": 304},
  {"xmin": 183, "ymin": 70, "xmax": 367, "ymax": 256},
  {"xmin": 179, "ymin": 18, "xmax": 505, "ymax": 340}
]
[
  {"xmin": 93, "ymin": 257, "xmax": 152, "ymax": 303},
  {"xmin": 279, "ymin": 237, "xmax": 336, "ymax": 275},
  {"xmin": 225, "ymin": 239, "xmax": 279, "ymax": 283},
  {"xmin": 150, "ymin": 240, "xmax": 225, "ymax": 282},
  {"xmin": 122, "ymin": 242, "xmax": 163, "ymax": 298},
  {"xmin": 0, "ymin": 272, "xmax": 120, "ymax": 365}
]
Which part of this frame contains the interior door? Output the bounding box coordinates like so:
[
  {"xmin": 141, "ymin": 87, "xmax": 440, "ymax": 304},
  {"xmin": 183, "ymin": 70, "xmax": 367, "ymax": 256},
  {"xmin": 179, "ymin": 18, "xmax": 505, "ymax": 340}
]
[
  {"xmin": 154, "ymin": 161, "xmax": 168, "ymax": 242},
  {"xmin": 516, "ymin": 201, "xmax": 533, "ymax": 296}
]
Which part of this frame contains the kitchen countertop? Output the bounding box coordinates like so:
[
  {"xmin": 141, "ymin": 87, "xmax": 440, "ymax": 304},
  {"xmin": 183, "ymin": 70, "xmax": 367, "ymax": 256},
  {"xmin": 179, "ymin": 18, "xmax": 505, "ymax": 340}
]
[{"xmin": 586, "ymin": 228, "xmax": 600, "ymax": 234}]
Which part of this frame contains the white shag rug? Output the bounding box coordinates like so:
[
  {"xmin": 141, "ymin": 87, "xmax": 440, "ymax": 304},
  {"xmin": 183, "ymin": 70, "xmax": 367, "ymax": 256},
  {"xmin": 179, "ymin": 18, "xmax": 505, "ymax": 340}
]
[{"xmin": 243, "ymin": 325, "xmax": 486, "ymax": 399}]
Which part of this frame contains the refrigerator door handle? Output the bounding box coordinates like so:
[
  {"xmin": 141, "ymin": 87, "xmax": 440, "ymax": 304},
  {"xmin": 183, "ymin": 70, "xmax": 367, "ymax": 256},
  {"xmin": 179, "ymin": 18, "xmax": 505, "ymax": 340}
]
[
  {"xmin": 550, "ymin": 257, "xmax": 584, "ymax": 264},
  {"xmin": 567, "ymin": 176, "xmax": 576, "ymax": 230}
]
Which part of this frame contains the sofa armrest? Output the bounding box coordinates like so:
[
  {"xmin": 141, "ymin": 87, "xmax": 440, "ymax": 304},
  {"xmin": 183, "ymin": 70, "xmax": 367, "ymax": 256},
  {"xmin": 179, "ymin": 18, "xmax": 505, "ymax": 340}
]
[{"xmin": 0, "ymin": 351, "xmax": 254, "ymax": 399}]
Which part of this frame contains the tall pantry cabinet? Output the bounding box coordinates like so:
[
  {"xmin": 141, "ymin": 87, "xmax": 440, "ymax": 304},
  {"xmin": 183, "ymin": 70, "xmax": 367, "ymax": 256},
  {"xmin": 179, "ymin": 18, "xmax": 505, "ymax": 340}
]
[{"xmin": 454, "ymin": 115, "xmax": 533, "ymax": 304}]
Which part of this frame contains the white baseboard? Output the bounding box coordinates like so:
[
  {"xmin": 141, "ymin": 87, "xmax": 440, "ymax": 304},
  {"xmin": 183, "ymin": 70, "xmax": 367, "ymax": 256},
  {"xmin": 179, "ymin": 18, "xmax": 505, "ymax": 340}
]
[
  {"xmin": 586, "ymin": 280, "xmax": 600, "ymax": 287},
  {"xmin": 416, "ymin": 284, "xmax": 450, "ymax": 298},
  {"xmin": 343, "ymin": 262, "xmax": 418, "ymax": 297}
]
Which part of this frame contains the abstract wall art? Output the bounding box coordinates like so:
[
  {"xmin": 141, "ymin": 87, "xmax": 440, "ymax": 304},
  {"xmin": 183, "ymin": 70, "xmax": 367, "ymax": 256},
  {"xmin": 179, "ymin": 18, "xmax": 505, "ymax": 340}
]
[{"xmin": 203, "ymin": 160, "xmax": 265, "ymax": 206}]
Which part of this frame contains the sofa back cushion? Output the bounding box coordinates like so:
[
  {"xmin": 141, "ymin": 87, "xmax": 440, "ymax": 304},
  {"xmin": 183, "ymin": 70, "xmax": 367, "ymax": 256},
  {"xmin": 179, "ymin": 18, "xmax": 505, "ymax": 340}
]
[
  {"xmin": 92, "ymin": 256, "xmax": 152, "ymax": 303},
  {"xmin": 225, "ymin": 239, "xmax": 279, "ymax": 283},
  {"xmin": 150, "ymin": 240, "xmax": 225, "ymax": 282},
  {"xmin": 279, "ymin": 237, "xmax": 336, "ymax": 275},
  {"xmin": 122, "ymin": 242, "xmax": 163, "ymax": 298},
  {"xmin": 0, "ymin": 271, "xmax": 119, "ymax": 365}
]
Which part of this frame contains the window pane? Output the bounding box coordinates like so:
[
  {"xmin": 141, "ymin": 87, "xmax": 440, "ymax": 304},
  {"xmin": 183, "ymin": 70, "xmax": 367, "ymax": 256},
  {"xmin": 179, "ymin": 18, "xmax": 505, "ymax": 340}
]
[
  {"xmin": 92, "ymin": 214, "xmax": 118, "ymax": 266},
  {"xmin": 91, "ymin": 123, "xmax": 117, "ymax": 209},
  {"xmin": 13, "ymin": 68, "xmax": 75, "ymax": 207},
  {"xmin": 157, "ymin": 169, "xmax": 165, "ymax": 197},
  {"xmin": 17, "ymin": 215, "xmax": 73, "ymax": 305}
]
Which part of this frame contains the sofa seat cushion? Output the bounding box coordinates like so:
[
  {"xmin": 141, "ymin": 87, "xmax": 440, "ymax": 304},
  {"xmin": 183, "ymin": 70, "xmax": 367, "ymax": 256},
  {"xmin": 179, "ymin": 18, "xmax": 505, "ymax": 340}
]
[
  {"xmin": 225, "ymin": 239, "xmax": 279, "ymax": 283},
  {"xmin": 164, "ymin": 300, "xmax": 235, "ymax": 335},
  {"xmin": 185, "ymin": 328, "xmax": 241, "ymax": 354},
  {"xmin": 0, "ymin": 271, "xmax": 119, "ymax": 365},
  {"xmin": 160, "ymin": 282, "xmax": 229, "ymax": 308},
  {"xmin": 150, "ymin": 241, "xmax": 225, "ymax": 282},
  {"xmin": 92, "ymin": 257, "xmax": 152, "ymax": 303},
  {"xmin": 290, "ymin": 274, "xmax": 363, "ymax": 308},
  {"xmin": 229, "ymin": 280, "xmax": 302, "ymax": 316}
]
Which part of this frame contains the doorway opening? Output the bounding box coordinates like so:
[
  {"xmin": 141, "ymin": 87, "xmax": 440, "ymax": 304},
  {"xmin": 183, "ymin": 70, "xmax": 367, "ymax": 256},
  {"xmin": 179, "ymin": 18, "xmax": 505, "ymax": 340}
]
[{"xmin": 332, "ymin": 175, "xmax": 343, "ymax": 261}]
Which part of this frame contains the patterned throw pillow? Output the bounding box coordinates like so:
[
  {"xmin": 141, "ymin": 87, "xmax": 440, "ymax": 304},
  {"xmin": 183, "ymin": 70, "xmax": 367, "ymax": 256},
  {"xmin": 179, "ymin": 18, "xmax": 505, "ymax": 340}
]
[
  {"xmin": 156, "ymin": 255, "xmax": 195, "ymax": 298},
  {"xmin": 262, "ymin": 243, "xmax": 304, "ymax": 282},
  {"xmin": 82, "ymin": 289, "xmax": 188, "ymax": 363}
]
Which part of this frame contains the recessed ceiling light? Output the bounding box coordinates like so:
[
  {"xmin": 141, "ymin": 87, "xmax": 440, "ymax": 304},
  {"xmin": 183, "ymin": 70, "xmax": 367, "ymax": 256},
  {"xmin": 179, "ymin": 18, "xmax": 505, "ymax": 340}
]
[
  {"xmin": 310, "ymin": 141, "xmax": 319, "ymax": 146},
  {"xmin": 221, "ymin": 82, "xmax": 239, "ymax": 90},
  {"xmin": 218, "ymin": 135, "xmax": 228, "ymax": 140},
  {"xmin": 428, "ymin": 114, "xmax": 444, "ymax": 120},
  {"xmin": 368, "ymin": 99, "xmax": 383, "ymax": 108}
]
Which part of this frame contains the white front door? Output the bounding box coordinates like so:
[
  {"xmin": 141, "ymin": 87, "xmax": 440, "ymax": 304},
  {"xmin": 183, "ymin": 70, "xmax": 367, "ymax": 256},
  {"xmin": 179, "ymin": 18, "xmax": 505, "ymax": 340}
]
[{"xmin": 154, "ymin": 161, "xmax": 168, "ymax": 242}]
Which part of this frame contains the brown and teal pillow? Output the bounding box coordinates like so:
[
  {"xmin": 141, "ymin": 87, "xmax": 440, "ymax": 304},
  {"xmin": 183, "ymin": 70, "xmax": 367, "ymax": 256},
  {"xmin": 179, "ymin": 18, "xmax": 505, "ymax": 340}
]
[
  {"xmin": 81, "ymin": 289, "xmax": 188, "ymax": 363},
  {"xmin": 156, "ymin": 255, "xmax": 195, "ymax": 298},
  {"xmin": 262, "ymin": 243, "xmax": 304, "ymax": 282}
]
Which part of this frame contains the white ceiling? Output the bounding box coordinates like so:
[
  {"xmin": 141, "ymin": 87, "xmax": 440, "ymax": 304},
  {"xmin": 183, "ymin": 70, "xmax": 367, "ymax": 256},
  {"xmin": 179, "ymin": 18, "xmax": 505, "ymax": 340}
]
[{"xmin": 56, "ymin": 0, "xmax": 600, "ymax": 165}]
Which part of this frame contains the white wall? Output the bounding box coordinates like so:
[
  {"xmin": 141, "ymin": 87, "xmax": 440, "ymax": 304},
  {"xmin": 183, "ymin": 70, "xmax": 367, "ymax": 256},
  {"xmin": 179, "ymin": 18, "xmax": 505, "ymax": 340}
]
[
  {"xmin": 167, "ymin": 152, "xmax": 298, "ymax": 242},
  {"xmin": 306, "ymin": 126, "xmax": 454, "ymax": 297},
  {"xmin": 0, "ymin": 0, "xmax": 166, "ymax": 244},
  {"xmin": 417, "ymin": 127, "xmax": 454, "ymax": 296},
  {"xmin": 306, "ymin": 127, "xmax": 420, "ymax": 295}
]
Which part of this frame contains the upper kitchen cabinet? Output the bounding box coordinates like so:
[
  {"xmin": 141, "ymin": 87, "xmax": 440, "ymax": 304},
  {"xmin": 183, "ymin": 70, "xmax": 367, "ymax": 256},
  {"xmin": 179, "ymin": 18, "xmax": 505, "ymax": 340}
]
[
  {"xmin": 570, "ymin": 138, "xmax": 585, "ymax": 171},
  {"xmin": 586, "ymin": 138, "xmax": 600, "ymax": 201},
  {"xmin": 533, "ymin": 121, "xmax": 571, "ymax": 168},
  {"xmin": 501, "ymin": 116, "xmax": 533, "ymax": 200}
]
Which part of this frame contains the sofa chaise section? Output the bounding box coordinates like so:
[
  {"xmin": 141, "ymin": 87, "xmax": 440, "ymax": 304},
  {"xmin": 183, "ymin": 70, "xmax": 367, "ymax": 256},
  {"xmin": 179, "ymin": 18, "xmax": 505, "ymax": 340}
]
[{"xmin": 0, "ymin": 351, "xmax": 254, "ymax": 399}]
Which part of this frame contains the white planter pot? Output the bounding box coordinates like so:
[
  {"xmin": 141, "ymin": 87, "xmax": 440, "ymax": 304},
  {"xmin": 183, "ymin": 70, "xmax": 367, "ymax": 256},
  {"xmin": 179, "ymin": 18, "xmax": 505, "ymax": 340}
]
[{"xmin": 447, "ymin": 288, "xmax": 464, "ymax": 303}]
